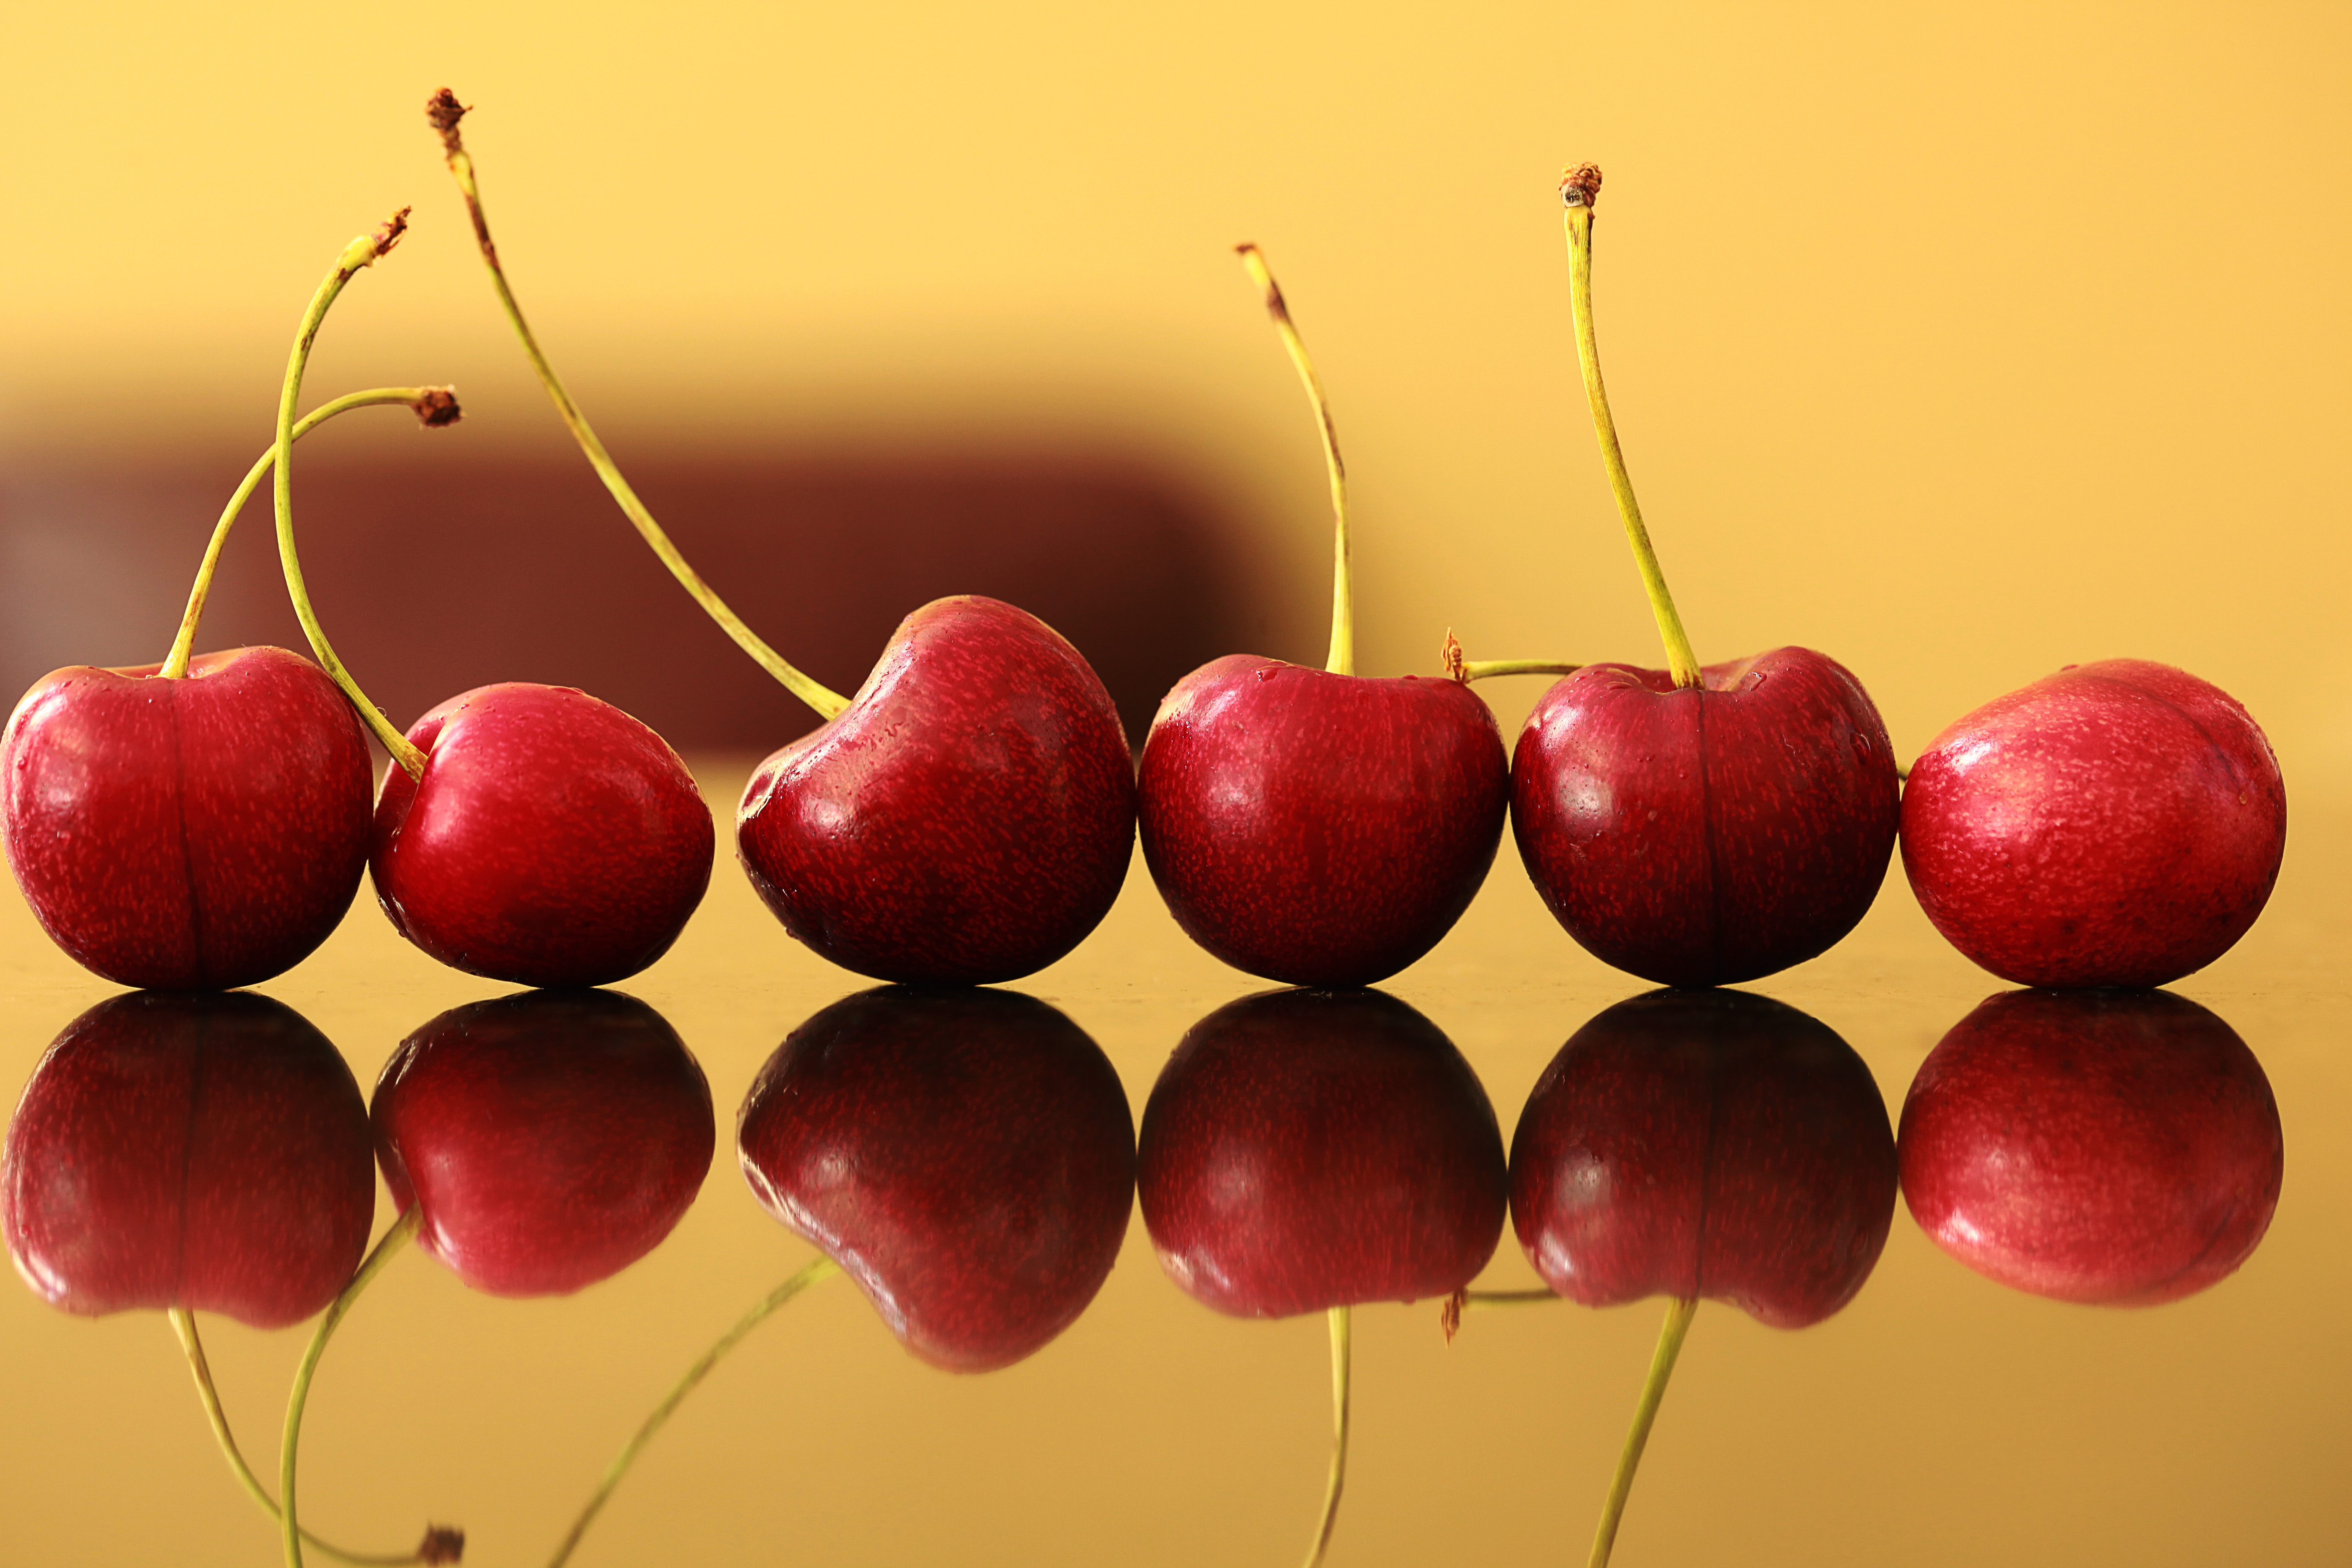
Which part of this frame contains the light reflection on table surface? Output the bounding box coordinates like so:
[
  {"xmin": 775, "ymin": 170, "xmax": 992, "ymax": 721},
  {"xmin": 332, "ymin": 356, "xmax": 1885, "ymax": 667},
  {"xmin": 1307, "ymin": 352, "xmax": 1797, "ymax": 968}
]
[{"xmin": 2, "ymin": 758, "xmax": 2345, "ymax": 1567}]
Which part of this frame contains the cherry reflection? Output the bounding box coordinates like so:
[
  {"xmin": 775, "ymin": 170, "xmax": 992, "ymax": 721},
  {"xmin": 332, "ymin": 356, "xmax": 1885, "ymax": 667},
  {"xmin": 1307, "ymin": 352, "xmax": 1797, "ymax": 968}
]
[
  {"xmin": 1496, "ymin": 988, "xmax": 1897, "ymax": 1568},
  {"xmin": 738, "ymin": 985, "xmax": 1135, "ymax": 1373},
  {"xmin": 374, "ymin": 990, "xmax": 715, "ymax": 1297},
  {"xmin": 1898, "ymin": 988, "xmax": 2283, "ymax": 1305},
  {"xmin": 3, "ymin": 991, "xmax": 459, "ymax": 1566},
  {"xmin": 1139, "ymin": 987, "xmax": 1508, "ymax": 1568}
]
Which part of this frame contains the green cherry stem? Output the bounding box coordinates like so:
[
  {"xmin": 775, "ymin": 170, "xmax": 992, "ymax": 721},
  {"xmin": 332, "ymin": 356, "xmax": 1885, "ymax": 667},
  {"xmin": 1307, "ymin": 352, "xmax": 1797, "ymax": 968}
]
[
  {"xmin": 544, "ymin": 1256, "xmax": 841, "ymax": 1568},
  {"xmin": 1560, "ymin": 165, "xmax": 1702, "ymax": 689},
  {"xmin": 1438, "ymin": 1285, "xmax": 1560, "ymax": 1341},
  {"xmin": 280, "ymin": 1210, "xmax": 423, "ymax": 1568},
  {"xmin": 1299, "ymin": 1304, "xmax": 1353, "ymax": 1568},
  {"xmin": 1589, "ymin": 1295, "xmax": 1698, "ymax": 1568},
  {"xmin": 1236, "ymin": 245, "xmax": 1354, "ymax": 677},
  {"xmin": 162, "ymin": 387, "xmax": 460, "ymax": 681},
  {"xmin": 168, "ymin": 1308, "xmax": 456, "ymax": 1567},
  {"xmin": 270, "ymin": 213, "xmax": 432, "ymax": 780},
  {"xmin": 1440, "ymin": 633, "xmax": 1582, "ymax": 687},
  {"xmin": 425, "ymin": 89, "xmax": 849, "ymax": 721}
]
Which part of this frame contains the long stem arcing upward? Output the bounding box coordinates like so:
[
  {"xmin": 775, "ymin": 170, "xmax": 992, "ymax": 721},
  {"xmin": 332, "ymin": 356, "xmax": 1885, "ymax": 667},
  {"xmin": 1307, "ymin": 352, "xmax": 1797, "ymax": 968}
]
[
  {"xmin": 1589, "ymin": 1295, "xmax": 1698, "ymax": 1568},
  {"xmin": 280, "ymin": 1211, "xmax": 425, "ymax": 1568},
  {"xmin": 269, "ymin": 214, "xmax": 432, "ymax": 779},
  {"xmin": 168, "ymin": 1308, "xmax": 459, "ymax": 1567},
  {"xmin": 544, "ymin": 1257, "xmax": 840, "ymax": 1568},
  {"xmin": 1560, "ymin": 166, "xmax": 1702, "ymax": 689},
  {"xmin": 163, "ymin": 388, "xmax": 460, "ymax": 680},
  {"xmin": 424, "ymin": 90, "xmax": 849, "ymax": 722},
  {"xmin": 1235, "ymin": 245, "xmax": 1354, "ymax": 677},
  {"xmin": 1299, "ymin": 1304, "xmax": 1353, "ymax": 1568}
]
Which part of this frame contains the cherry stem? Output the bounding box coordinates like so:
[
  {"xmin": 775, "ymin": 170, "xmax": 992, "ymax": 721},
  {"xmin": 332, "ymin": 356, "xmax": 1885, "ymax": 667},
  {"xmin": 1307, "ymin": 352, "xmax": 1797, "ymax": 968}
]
[
  {"xmin": 168, "ymin": 1308, "xmax": 456, "ymax": 1566},
  {"xmin": 1236, "ymin": 245, "xmax": 1353, "ymax": 677},
  {"xmin": 1560, "ymin": 168, "xmax": 1702, "ymax": 689},
  {"xmin": 162, "ymin": 388, "xmax": 460, "ymax": 681},
  {"xmin": 1439, "ymin": 631, "xmax": 1581, "ymax": 687},
  {"xmin": 425, "ymin": 90, "xmax": 849, "ymax": 721},
  {"xmin": 271, "ymin": 215, "xmax": 433, "ymax": 779},
  {"xmin": 1299, "ymin": 1304, "xmax": 1352, "ymax": 1568},
  {"xmin": 280, "ymin": 1210, "xmax": 423, "ymax": 1568},
  {"xmin": 544, "ymin": 1255, "xmax": 841, "ymax": 1568},
  {"xmin": 1588, "ymin": 1295, "xmax": 1698, "ymax": 1568}
]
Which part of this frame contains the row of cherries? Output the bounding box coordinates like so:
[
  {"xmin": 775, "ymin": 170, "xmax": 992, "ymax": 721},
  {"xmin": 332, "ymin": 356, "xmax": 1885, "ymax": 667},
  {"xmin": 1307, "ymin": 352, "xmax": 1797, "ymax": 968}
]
[
  {"xmin": 0, "ymin": 106, "xmax": 2293, "ymax": 1009},
  {"xmin": 3, "ymin": 979, "xmax": 2284, "ymax": 1564}
]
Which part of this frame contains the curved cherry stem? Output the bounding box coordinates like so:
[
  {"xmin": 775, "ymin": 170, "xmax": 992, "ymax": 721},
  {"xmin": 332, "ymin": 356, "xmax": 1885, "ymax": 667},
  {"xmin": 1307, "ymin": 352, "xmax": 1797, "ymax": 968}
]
[
  {"xmin": 424, "ymin": 90, "xmax": 849, "ymax": 722},
  {"xmin": 168, "ymin": 1308, "xmax": 457, "ymax": 1566},
  {"xmin": 1440, "ymin": 634, "xmax": 1582, "ymax": 688},
  {"xmin": 544, "ymin": 1256, "xmax": 841, "ymax": 1568},
  {"xmin": 162, "ymin": 388, "xmax": 460, "ymax": 680},
  {"xmin": 271, "ymin": 215, "xmax": 432, "ymax": 779},
  {"xmin": 1236, "ymin": 245, "xmax": 1353, "ymax": 677},
  {"xmin": 1560, "ymin": 167, "xmax": 1702, "ymax": 689},
  {"xmin": 1299, "ymin": 1304, "xmax": 1352, "ymax": 1568},
  {"xmin": 281, "ymin": 1210, "xmax": 424, "ymax": 1568},
  {"xmin": 1589, "ymin": 1295, "xmax": 1698, "ymax": 1568}
]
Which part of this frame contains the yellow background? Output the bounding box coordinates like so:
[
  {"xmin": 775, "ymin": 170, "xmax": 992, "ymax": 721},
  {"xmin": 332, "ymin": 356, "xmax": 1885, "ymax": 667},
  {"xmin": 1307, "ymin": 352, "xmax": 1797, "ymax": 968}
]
[{"xmin": 4, "ymin": 0, "xmax": 2347, "ymax": 779}]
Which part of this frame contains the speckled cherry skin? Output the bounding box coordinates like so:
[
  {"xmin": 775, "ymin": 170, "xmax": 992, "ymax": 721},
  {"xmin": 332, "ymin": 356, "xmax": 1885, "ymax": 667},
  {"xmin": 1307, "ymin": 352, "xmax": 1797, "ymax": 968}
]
[
  {"xmin": 737, "ymin": 596, "xmax": 1136, "ymax": 986},
  {"xmin": 1138, "ymin": 988, "xmax": 1506, "ymax": 1319},
  {"xmin": 1510, "ymin": 647, "xmax": 1899, "ymax": 988},
  {"xmin": 372, "ymin": 683, "xmax": 714, "ymax": 988},
  {"xmin": 1899, "ymin": 660, "xmax": 2287, "ymax": 989},
  {"xmin": 3, "ymin": 991, "xmax": 374, "ymax": 1328},
  {"xmin": 1511, "ymin": 989, "xmax": 1896, "ymax": 1329},
  {"xmin": 1137, "ymin": 659, "xmax": 1508, "ymax": 986},
  {"xmin": 1898, "ymin": 988, "xmax": 2282, "ymax": 1305},
  {"xmin": 373, "ymin": 990, "xmax": 714, "ymax": 1298},
  {"xmin": 737, "ymin": 986, "xmax": 1134, "ymax": 1372},
  {"xmin": 2, "ymin": 646, "xmax": 372, "ymax": 990}
]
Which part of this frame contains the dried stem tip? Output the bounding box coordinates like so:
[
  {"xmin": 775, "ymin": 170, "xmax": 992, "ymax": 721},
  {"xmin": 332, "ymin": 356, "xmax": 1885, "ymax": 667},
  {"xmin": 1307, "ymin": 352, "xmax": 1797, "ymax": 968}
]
[
  {"xmin": 415, "ymin": 387, "xmax": 462, "ymax": 427},
  {"xmin": 1443, "ymin": 630, "xmax": 1466, "ymax": 683},
  {"xmin": 1560, "ymin": 163, "xmax": 1603, "ymax": 209},
  {"xmin": 418, "ymin": 1523, "xmax": 467, "ymax": 1564},
  {"xmin": 427, "ymin": 88, "xmax": 470, "ymax": 155},
  {"xmin": 371, "ymin": 206, "xmax": 412, "ymax": 257},
  {"xmin": 1440, "ymin": 1288, "xmax": 1467, "ymax": 1342}
]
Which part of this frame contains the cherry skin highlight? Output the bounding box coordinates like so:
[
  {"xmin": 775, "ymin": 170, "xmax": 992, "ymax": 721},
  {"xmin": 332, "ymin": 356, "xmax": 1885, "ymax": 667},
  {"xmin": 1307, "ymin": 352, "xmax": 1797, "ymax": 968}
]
[
  {"xmin": 2, "ymin": 647, "xmax": 372, "ymax": 990},
  {"xmin": 1139, "ymin": 988, "xmax": 1506, "ymax": 1319},
  {"xmin": 737, "ymin": 596, "xmax": 1136, "ymax": 986},
  {"xmin": 372, "ymin": 990, "xmax": 715, "ymax": 1297},
  {"xmin": 1510, "ymin": 648, "xmax": 1900, "ymax": 988},
  {"xmin": 738, "ymin": 985, "xmax": 1135, "ymax": 1372},
  {"xmin": 1509, "ymin": 988, "xmax": 1897, "ymax": 1328},
  {"xmin": 372, "ymin": 683, "xmax": 714, "ymax": 989},
  {"xmin": 3, "ymin": 990, "xmax": 374, "ymax": 1328},
  {"xmin": 1138, "ymin": 660, "xmax": 1507, "ymax": 986},
  {"xmin": 1898, "ymin": 988, "xmax": 2282, "ymax": 1305},
  {"xmin": 1899, "ymin": 659, "xmax": 2287, "ymax": 988}
]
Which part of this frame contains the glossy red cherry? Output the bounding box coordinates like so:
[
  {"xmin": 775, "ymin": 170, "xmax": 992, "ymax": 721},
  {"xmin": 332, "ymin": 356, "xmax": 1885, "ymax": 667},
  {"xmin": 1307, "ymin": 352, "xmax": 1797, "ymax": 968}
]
[
  {"xmin": 1139, "ymin": 988, "xmax": 1506, "ymax": 1318},
  {"xmin": 736, "ymin": 596, "xmax": 1136, "ymax": 985},
  {"xmin": 1898, "ymin": 988, "xmax": 2283, "ymax": 1304},
  {"xmin": 1899, "ymin": 660, "xmax": 2287, "ymax": 988},
  {"xmin": 1509, "ymin": 988, "xmax": 1897, "ymax": 1328},
  {"xmin": 738, "ymin": 985, "xmax": 1135, "ymax": 1372},
  {"xmin": 2, "ymin": 647, "xmax": 371, "ymax": 990},
  {"xmin": 1510, "ymin": 650, "xmax": 1900, "ymax": 989},
  {"xmin": 373, "ymin": 990, "xmax": 715, "ymax": 1297},
  {"xmin": 1139, "ymin": 661, "xmax": 1506, "ymax": 985},
  {"xmin": 3, "ymin": 990, "xmax": 374, "ymax": 1327},
  {"xmin": 372, "ymin": 683, "xmax": 714, "ymax": 988}
]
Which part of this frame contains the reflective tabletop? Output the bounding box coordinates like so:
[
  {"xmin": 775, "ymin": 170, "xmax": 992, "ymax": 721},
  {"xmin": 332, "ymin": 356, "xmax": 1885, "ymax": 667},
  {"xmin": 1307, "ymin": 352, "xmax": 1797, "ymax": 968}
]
[{"xmin": 3, "ymin": 759, "xmax": 2345, "ymax": 1567}]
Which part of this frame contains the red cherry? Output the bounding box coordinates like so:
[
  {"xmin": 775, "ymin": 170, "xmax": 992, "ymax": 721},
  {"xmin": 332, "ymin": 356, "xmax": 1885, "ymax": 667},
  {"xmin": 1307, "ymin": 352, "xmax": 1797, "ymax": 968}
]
[
  {"xmin": 736, "ymin": 597, "xmax": 1136, "ymax": 985},
  {"xmin": 372, "ymin": 684, "xmax": 714, "ymax": 988},
  {"xmin": 1900, "ymin": 660, "xmax": 2287, "ymax": 988},
  {"xmin": 3, "ymin": 647, "xmax": 371, "ymax": 989}
]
